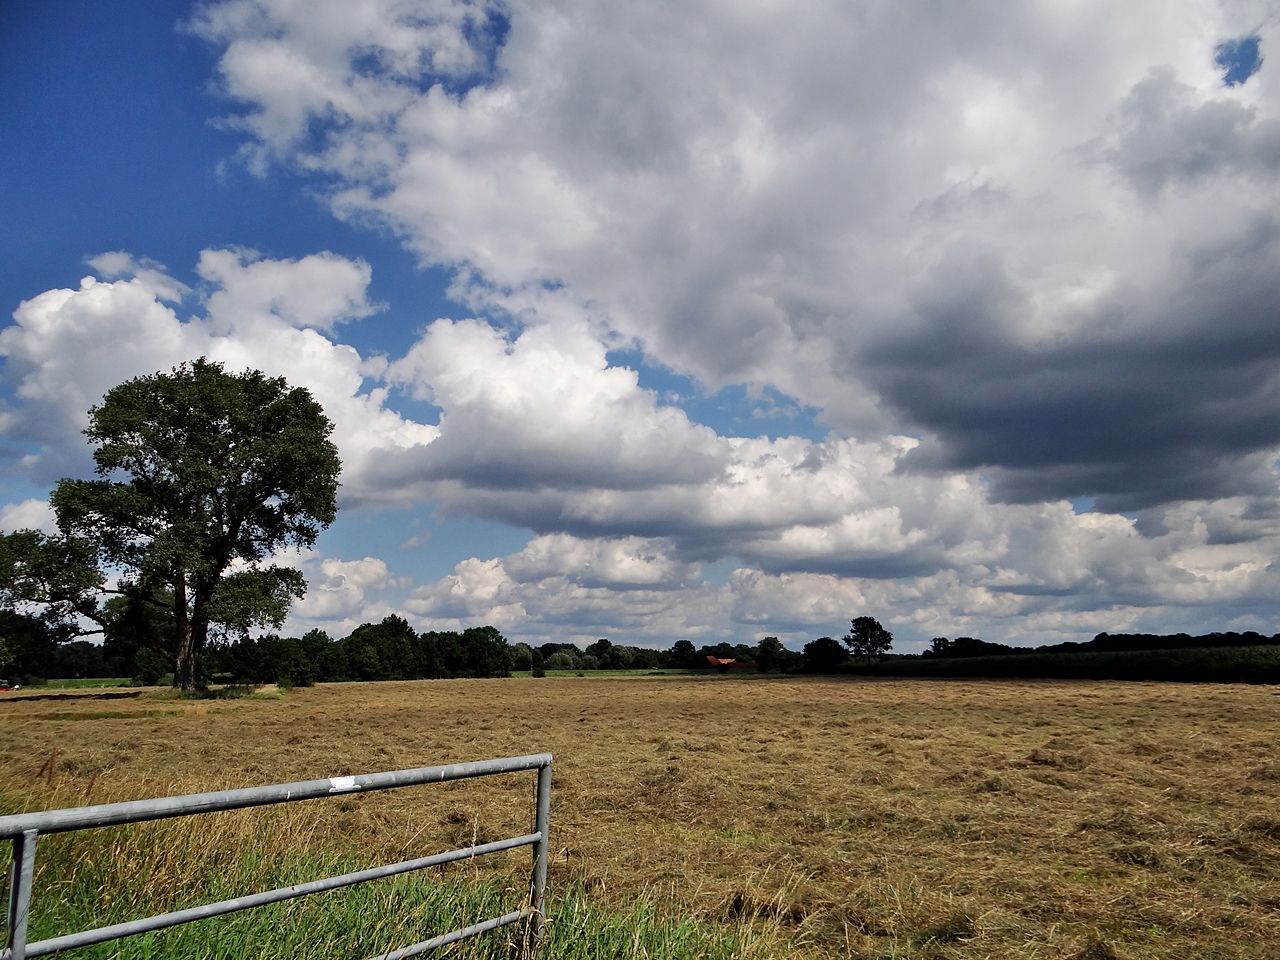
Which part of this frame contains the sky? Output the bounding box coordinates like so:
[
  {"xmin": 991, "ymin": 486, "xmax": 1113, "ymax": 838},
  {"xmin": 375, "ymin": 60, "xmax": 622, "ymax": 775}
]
[{"xmin": 2, "ymin": 0, "xmax": 1280, "ymax": 652}]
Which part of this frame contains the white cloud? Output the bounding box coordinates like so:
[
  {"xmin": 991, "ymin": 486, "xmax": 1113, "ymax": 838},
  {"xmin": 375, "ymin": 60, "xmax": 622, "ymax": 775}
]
[
  {"xmin": 403, "ymin": 537, "xmax": 730, "ymax": 643},
  {"xmin": 503, "ymin": 534, "xmax": 700, "ymax": 588},
  {"xmin": 383, "ymin": 316, "xmax": 725, "ymax": 492},
  {"xmin": 399, "ymin": 531, "xmax": 432, "ymax": 550},
  {"xmin": 0, "ymin": 499, "xmax": 57, "ymax": 535},
  {"xmin": 290, "ymin": 555, "xmax": 409, "ymax": 624},
  {"xmin": 394, "ymin": 496, "xmax": 1280, "ymax": 648},
  {"xmin": 192, "ymin": 0, "xmax": 1280, "ymax": 504},
  {"xmin": 87, "ymin": 252, "xmax": 191, "ymax": 303},
  {"xmin": 197, "ymin": 248, "xmax": 381, "ymax": 332},
  {"xmin": 0, "ymin": 249, "xmax": 437, "ymax": 494}
]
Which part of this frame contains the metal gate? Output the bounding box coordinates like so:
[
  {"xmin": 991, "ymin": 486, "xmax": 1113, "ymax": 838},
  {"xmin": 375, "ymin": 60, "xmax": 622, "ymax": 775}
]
[{"xmin": 1, "ymin": 753, "xmax": 552, "ymax": 960}]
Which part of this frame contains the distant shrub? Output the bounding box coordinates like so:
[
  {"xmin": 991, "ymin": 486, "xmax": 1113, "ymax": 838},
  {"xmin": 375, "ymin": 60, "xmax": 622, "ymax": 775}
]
[
  {"xmin": 511, "ymin": 643, "xmax": 534, "ymax": 671},
  {"xmin": 803, "ymin": 637, "xmax": 848, "ymax": 674},
  {"xmin": 132, "ymin": 648, "xmax": 169, "ymax": 686}
]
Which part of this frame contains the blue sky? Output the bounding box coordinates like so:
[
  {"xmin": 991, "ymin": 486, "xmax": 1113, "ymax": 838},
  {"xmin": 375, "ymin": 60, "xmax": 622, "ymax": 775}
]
[
  {"xmin": 4, "ymin": 0, "xmax": 1280, "ymax": 650},
  {"xmin": 0, "ymin": 0, "xmax": 809, "ymax": 609}
]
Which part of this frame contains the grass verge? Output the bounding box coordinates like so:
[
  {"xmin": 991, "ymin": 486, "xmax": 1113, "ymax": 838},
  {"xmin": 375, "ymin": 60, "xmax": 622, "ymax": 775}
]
[{"xmin": 3, "ymin": 797, "xmax": 777, "ymax": 960}]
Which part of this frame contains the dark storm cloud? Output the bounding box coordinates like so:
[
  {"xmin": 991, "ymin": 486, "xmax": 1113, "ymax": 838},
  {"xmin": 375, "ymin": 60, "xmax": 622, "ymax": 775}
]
[{"xmin": 869, "ymin": 225, "xmax": 1280, "ymax": 512}]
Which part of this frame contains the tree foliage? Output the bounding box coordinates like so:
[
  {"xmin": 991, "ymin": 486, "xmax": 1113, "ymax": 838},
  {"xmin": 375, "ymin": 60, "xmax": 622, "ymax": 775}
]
[
  {"xmin": 6, "ymin": 359, "xmax": 339, "ymax": 690},
  {"xmin": 843, "ymin": 616, "xmax": 893, "ymax": 662},
  {"xmin": 0, "ymin": 530, "xmax": 106, "ymax": 638},
  {"xmin": 214, "ymin": 616, "xmax": 514, "ymax": 683},
  {"xmin": 803, "ymin": 636, "xmax": 849, "ymax": 673},
  {"xmin": 755, "ymin": 636, "xmax": 786, "ymax": 673}
]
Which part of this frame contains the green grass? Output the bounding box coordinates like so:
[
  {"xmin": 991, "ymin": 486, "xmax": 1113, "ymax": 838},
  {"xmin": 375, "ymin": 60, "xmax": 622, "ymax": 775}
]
[
  {"xmin": 17, "ymin": 678, "xmax": 135, "ymax": 689},
  {"xmin": 6, "ymin": 817, "xmax": 769, "ymax": 960},
  {"xmin": 145, "ymin": 684, "xmax": 286, "ymax": 701},
  {"xmin": 24, "ymin": 881, "xmax": 750, "ymax": 960}
]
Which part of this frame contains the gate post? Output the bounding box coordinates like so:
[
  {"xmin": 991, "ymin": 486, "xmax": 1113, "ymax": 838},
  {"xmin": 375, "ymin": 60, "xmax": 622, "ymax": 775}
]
[
  {"xmin": 529, "ymin": 762, "xmax": 552, "ymax": 939},
  {"xmin": 6, "ymin": 829, "xmax": 38, "ymax": 960}
]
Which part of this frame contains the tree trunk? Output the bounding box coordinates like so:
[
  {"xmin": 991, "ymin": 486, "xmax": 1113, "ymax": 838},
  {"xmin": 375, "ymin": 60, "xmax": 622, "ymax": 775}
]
[
  {"xmin": 190, "ymin": 584, "xmax": 211, "ymax": 689},
  {"xmin": 172, "ymin": 570, "xmax": 195, "ymax": 691}
]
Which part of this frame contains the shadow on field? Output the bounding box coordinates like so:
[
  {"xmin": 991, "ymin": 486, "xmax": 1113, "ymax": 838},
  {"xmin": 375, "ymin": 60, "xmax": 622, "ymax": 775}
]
[{"xmin": 0, "ymin": 691, "xmax": 142, "ymax": 704}]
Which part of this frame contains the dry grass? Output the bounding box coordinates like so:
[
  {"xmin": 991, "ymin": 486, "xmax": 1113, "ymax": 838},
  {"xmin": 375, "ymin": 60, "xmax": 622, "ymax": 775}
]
[{"xmin": 2, "ymin": 675, "xmax": 1279, "ymax": 958}]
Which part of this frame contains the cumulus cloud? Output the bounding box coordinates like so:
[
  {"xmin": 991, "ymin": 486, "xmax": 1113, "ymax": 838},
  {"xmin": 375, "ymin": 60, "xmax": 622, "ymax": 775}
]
[
  {"xmin": 396, "ymin": 493, "xmax": 1280, "ymax": 648},
  {"xmin": 289, "ymin": 555, "xmax": 410, "ymax": 629},
  {"xmin": 403, "ymin": 534, "xmax": 726, "ymax": 642},
  {"xmin": 383, "ymin": 317, "xmax": 725, "ymax": 491},
  {"xmin": 0, "ymin": 499, "xmax": 56, "ymax": 535},
  {"xmin": 6, "ymin": 250, "xmax": 1279, "ymax": 644},
  {"xmin": 190, "ymin": 0, "xmax": 1280, "ymax": 510},
  {"xmin": 0, "ymin": 249, "xmax": 437, "ymax": 492},
  {"xmin": 197, "ymin": 248, "xmax": 382, "ymax": 331}
]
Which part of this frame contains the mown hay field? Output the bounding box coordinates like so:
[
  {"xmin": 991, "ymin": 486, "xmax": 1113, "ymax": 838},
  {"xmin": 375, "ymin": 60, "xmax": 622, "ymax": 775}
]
[{"xmin": 2, "ymin": 676, "xmax": 1279, "ymax": 958}]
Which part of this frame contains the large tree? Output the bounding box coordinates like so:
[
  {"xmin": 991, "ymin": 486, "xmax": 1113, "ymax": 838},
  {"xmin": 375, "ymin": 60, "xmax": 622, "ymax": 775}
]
[{"xmin": 9, "ymin": 359, "xmax": 340, "ymax": 690}]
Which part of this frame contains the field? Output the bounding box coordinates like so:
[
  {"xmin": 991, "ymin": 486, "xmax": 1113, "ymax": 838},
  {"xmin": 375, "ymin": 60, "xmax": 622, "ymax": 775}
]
[{"xmin": 2, "ymin": 676, "xmax": 1279, "ymax": 958}]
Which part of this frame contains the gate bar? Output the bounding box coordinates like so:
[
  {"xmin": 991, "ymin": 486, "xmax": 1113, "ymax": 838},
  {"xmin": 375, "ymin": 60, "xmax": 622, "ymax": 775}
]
[
  {"xmin": 0, "ymin": 754, "xmax": 552, "ymax": 838},
  {"xmin": 371, "ymin": 907, "xmax": 531, "ymax": 960},
  {"xmin": 21, "ymin": 833, "xmax": 541, "ymax": 959}
]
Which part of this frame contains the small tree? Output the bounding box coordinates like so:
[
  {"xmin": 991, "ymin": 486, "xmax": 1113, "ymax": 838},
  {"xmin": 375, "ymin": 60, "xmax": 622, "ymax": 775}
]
[
  {"xmin": 3, "ymin": 360, "xmax": 340, "ymax": 691},
  {"xmin": 843, "ymin": 616, "xmax": 894, "ymax": 663},
  {"xmin": 755, "ymin": 636, "xmax": 785, "ymax": 673},
  {"xmin": 669, "ymin": 639, "xmax": 698, "ymax": 668},
  {"xmin": 546, "ymin": 651, "xmax": 576, "ymax": 670},
  {"xmin": 132, "ymin": 647, "xmax": 169, "ymax": 686},
  {"xmin": 510, "ymin": 642, "xmax": 535, "ymax": 671}
]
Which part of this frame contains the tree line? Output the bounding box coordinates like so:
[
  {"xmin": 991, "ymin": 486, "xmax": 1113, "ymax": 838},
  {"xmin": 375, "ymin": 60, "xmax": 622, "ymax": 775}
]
[
  {"xmin": 921, "ymin": 630, "xmax": 1280, "ymax": 658},
  {"xmin": 0, "ymin": 610, "xmax": 899, "ymax": 685}
]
